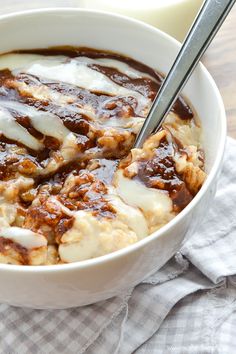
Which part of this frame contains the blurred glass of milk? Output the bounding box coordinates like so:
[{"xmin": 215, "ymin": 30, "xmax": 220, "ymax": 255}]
[{"xmin": 83, "ymin": 0, "xmax": 204, "ymax": 42}]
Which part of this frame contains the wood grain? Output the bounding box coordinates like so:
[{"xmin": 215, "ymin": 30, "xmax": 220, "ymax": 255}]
[{"xmin": 202, "ymin": 5, "xmax": 236, "ymax": 138}]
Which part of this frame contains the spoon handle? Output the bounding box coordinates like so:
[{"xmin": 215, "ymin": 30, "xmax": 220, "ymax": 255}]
[{"xmin": 134, "ymin": 0, "xmax": 235, "ymax": 148}]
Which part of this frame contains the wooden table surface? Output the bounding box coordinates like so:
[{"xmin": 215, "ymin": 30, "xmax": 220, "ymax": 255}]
[{"xmin": 202, "ymin": 5, "xmax": 236, "ymax": 138}]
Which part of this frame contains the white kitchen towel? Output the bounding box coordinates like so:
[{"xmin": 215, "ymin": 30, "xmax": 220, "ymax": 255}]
[{"xmin": 0, "ymin": 136, "xmax": 235, "ymax": 354}]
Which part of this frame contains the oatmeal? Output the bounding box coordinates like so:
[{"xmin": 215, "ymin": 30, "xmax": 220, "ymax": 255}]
[{"xmin": 0, "ymin": 47, "xmax": 206, "ymax": 265}]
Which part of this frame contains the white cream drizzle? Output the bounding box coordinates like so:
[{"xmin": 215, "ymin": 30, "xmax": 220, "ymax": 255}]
[
  {"xmin": 106, "ymin": 186, "xmax": 148, "ymax": 239},
  {"xmin": 0, "ymin": 52, "xmax": 154, "ymax": 151},
  {"xmin": 14, "ymin": 81, "xmax": 144, "ymax": 132},
  {"xmin": 0, "ymin": 53, "xmax": 49, "ymax": 71},
  {"xmin": 12, "ymin": 56, "xmax": 150, "ymax": 114},
  {"xmin": 0, "ymin": 226, "xmax": 47, "ymax": 249},
  {"xmin": 12, "ymin": 80, "xmax": 98, "ymax": 121},
  {"xmin": 0, "ymin": 53, "xmax": 155, "ymax": 81},
  {"xmin": 0, "ymin": 100, "xmax": 70, "ymax": 142},
  {"xmin": 44, "ymin": 186, "xmax": 148, "ymax": 240},
  {"xmin": 0, "ymin": 106, "xmax": 43, "ymax": 150},
  {"xmin": 115, "ymin": 169, "xmax": 172, "ymax": 212},
  {"xmin": 114, "ymin": 170, "xmax": 174, "ymax": 230},
  {"xmin": 75, "ymin": 56, "xmax": 157, "ymax": 81}
]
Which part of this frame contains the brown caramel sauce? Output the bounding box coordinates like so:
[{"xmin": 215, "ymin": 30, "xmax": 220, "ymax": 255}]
[
  {"xmin": 0, "ymin": 46, "xmax": 197, "ymax": 248},
  {"xmin": 134, "ymin": 136, "xmax": 193, "ymax": 211}
]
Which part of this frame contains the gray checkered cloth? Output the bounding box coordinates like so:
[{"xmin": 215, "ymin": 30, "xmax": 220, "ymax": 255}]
[
  {"xmin": 1, "ymin": 3, "xmax": 236, "ymax": 352},
  {"xmin": 0, "ymin": 136, "xmax": 235, "ymax": 354}
]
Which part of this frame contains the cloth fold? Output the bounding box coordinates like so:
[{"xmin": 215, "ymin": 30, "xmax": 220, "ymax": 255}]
[
  {"xmin": 0, "ymin": 137, "xmax": 235, "ymax": 353},
  {"xmin": 181, "ymin": 137, "xmax": 236, "ymax": 284}
]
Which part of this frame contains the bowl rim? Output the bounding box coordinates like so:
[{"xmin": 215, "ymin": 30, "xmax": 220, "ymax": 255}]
[{"xmin": 0, "ymin": 7, "xmax": 227, "ymax": 273}]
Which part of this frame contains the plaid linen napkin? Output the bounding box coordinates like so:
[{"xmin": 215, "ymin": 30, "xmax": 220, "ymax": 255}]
[{"xmin": 0, "ymin": 137, "xmax": 235, "ymax": 354}]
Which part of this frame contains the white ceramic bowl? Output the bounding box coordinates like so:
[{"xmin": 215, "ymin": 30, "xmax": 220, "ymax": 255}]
[{"xmin": 0, "ymin": 8, "xmax": 226, "ymax": 309}]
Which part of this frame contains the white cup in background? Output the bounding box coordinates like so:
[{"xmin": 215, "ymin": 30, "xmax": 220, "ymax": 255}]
[
  {"xmin": 83, "ymin": 0, "xmax": 204, "ymax": 41},
  {"xmin": 0, "ymin": 0, "xmax": 203, "ymax": 42}
]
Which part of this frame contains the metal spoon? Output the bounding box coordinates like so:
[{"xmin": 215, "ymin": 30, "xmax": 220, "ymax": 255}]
[{"xmin": 134, "ymin": 0, "xmax": 235, "ymax": 148}]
